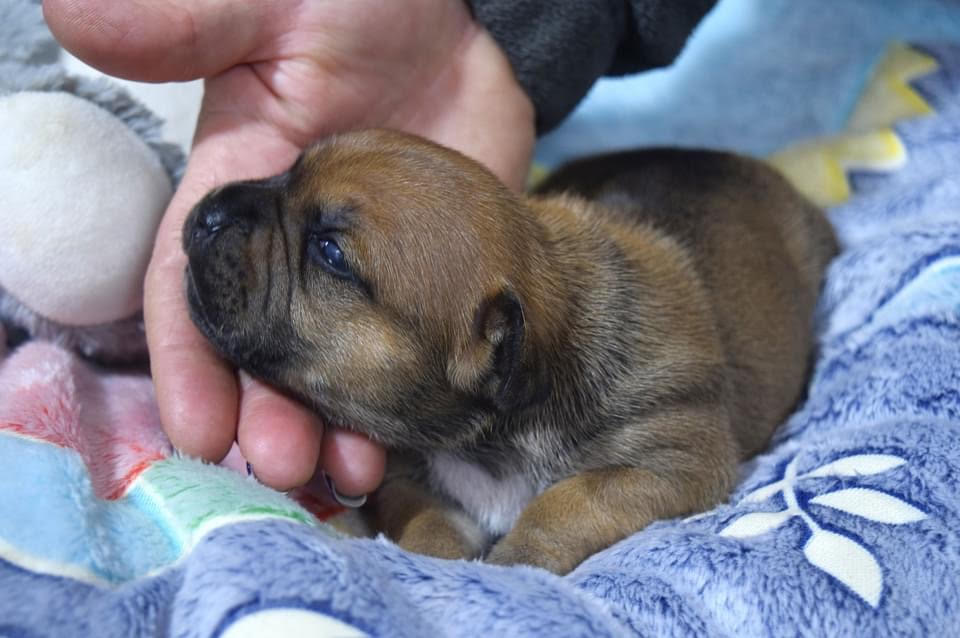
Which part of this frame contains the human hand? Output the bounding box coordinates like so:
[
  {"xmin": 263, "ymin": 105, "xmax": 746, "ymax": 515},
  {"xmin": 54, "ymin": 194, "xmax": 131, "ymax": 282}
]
[{"xmin": 44, "ymin": 0, "xmax": 535, "ymax": 497}]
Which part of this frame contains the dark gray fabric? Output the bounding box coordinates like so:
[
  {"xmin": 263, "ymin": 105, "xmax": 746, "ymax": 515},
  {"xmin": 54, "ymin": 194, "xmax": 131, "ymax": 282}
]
[{"xmin": 467, "ymin": 0, "xmax": 716, "ymax": 132}]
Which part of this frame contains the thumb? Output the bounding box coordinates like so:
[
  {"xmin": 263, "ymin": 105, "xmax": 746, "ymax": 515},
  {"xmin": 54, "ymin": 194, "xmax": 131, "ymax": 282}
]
[{"xmin": 43, "ymin": 0, "xmax": 288, "ymax": 82}]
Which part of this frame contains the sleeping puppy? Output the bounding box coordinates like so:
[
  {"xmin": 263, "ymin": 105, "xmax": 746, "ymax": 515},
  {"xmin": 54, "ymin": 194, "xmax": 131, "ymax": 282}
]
[{"xmin": 182, "ymin": 129, "xmax": 837, "ymax": 574}]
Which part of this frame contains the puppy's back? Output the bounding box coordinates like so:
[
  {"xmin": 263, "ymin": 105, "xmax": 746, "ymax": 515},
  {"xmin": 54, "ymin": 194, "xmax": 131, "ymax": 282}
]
[{"xmin": 537, "ymin": 149, "xmax": 838, "ymax": 456}]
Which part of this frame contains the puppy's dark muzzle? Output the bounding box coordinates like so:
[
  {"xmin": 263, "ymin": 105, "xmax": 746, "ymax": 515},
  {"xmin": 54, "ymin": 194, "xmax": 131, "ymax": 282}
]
[
  {"xmin": 182, "ymin": 181, "xmax": 279, "ymax": 256},
  {"xmin": 182, "ymin": 180, "xmax": 282, "ymax": 343}
]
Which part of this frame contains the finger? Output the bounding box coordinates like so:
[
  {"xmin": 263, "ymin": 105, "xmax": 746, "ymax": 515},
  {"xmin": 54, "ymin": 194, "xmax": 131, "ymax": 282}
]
[
  {"xmin": 146, "ymin": 102, "xmax": 301, "ymax": 462},
  {"xmin": 236, "ymin": 374, "xmax": 322, "ymax": 491},
  {"xmin": 43, "ymin": 0, "xmax": 290, "ymax": 82},
  {"xmin": 144, "ymin": 145, "xmax": 240, "ymax": 461},
  {"xmin": 144, "ymin": 257, "xmax": 239, "ymax": 463},
  {"xmin": 320, "ymin": 428, "xmax": 387, "ymax": 498}
]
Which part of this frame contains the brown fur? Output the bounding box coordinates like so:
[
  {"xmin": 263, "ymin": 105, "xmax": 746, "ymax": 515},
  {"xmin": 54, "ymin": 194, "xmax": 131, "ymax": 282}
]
[{"xmin": 182, "ymin": 129, "xmax": 837, "ymax": 574}]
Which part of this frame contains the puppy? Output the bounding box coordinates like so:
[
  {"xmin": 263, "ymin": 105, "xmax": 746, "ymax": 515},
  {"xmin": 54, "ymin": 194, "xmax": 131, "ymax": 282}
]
[{"xmin": 183, "ymin": 129, "xmax": 837, "ymax": 574}]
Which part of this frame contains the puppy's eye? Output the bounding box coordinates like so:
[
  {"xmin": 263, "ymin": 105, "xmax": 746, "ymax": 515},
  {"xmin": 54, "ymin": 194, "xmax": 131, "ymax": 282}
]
[{"xmin": 307, "ymin": 235, "xmax": 351, "ymax": 277}]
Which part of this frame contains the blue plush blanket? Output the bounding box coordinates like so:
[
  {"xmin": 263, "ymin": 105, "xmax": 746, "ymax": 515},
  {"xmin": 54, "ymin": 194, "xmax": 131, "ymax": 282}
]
[{"xmin": 3, "ymin": 1, "xmax": 960, "ymax": 636}]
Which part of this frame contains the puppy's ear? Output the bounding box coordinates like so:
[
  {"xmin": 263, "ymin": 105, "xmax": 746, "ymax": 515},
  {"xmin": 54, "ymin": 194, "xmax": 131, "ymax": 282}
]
[{"xmin": 471, "ymin": 289, "xmax": 551, "ymax": 412}]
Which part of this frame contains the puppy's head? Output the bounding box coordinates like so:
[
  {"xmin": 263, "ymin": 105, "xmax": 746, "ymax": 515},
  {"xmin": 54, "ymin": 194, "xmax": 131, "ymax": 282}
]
[{"xmin": 183, "ymin": 130, "xmax": 551, "ymax": 448}]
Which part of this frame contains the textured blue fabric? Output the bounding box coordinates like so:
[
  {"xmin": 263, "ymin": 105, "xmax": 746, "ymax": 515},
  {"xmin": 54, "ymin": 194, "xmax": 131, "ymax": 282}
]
[
  {"xmin": 535, "ymin": 0, "xmax": 960, "ymax": 166},
  {"xmin": 2, "ymin": 1, "xmax": 960, "ymax": 636}
]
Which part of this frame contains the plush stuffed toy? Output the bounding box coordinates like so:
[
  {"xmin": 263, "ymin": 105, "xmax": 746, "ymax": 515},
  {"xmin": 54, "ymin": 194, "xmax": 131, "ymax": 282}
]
[{"xmin": 0, "ymin": 0, "xmax": 184, "ymax": 363}]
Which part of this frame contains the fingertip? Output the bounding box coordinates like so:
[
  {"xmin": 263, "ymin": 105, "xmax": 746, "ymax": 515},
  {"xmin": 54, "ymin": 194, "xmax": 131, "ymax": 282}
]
[
  {"xmin": 237, "ymin": 378, "xmax": 323, "ymax": 491},
  {"xmin": 43, "ymin": 0, "xmax": 154, "ymax": 79},
  {"xmin": 320, "ymin": 428, "xmax": 387, "ymax": 498},
  {"xmin": 152, "ymin": 345, "xmax": 240, "ymax": 463},
  {"xmin": 43, "ymin": 0, "xmax": 97, "ymax": 51},
  {"xmin": 45, "ymin": 0, "xmax": 284, "ymax": 82}
]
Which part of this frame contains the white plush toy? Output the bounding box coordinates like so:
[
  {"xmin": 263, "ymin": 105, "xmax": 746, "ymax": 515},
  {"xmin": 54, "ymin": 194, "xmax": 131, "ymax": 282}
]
[{"xmin": 0, "ymin": 1, "xmax": 184, "ymax": 363}]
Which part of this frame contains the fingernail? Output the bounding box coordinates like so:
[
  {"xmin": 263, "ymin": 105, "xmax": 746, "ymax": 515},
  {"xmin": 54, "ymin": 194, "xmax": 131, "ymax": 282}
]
[{"xmin": 322, "ymin": 471, "xmax": 367, "ymax": 508}]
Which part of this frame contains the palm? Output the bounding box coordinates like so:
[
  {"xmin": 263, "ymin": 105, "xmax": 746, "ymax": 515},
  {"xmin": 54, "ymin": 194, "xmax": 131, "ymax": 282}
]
[
  {"xmin": 221, "ymin": 2, "xmax": 461, "ymax": 136},
  {"xmin": 196, "ymin": 0, "xmax": 531, "ymax": 187}
]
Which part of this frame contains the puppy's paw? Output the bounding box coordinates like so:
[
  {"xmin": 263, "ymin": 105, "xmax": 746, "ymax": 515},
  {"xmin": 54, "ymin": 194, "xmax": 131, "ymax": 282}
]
[
  {"xmin": 394, "ymin": 508, "xmax": 489, "ymax": 561},
  {"xmin": 485, "ymin": 531, "xmax": 578, "ymax": 575}
]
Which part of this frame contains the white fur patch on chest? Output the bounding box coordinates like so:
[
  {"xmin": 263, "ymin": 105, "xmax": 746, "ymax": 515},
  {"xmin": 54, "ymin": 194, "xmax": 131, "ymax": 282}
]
[{"xmin": 428, "ymin": 452, "xmax": 539, "ymax": 536}]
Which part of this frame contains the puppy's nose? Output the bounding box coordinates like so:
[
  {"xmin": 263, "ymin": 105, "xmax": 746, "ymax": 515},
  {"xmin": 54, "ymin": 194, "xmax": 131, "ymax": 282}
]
[
  {"xmin": 186, "ymin": 199, "xmax": 234, "ymax": 251},
  {"xmin": 184, "ymin": 182, "xmax": 275, "ymax": 251},
  {"xmin": 193, "ymin": 205, "xmax": 229, "ymax": 239}
]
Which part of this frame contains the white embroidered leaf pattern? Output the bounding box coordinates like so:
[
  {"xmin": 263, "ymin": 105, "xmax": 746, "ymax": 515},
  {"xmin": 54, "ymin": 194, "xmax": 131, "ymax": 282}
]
[
  {"xmin": 743, "ymin": 481, "xmax": 785, "ymax": 503},
  {"xmin": 806, "ymin": 454, "xmax": 906, "ymax": 479},
  {"xmin": 719, "ymin": 510, "xmax": 793, "ymax": 538},
  {"xmin": 804, "ymin": 529, "xmax": 883, "ymax": 607},
  {"xmin": 810, "ymin": 488, "xmax": 927, "ymax": 524}
]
